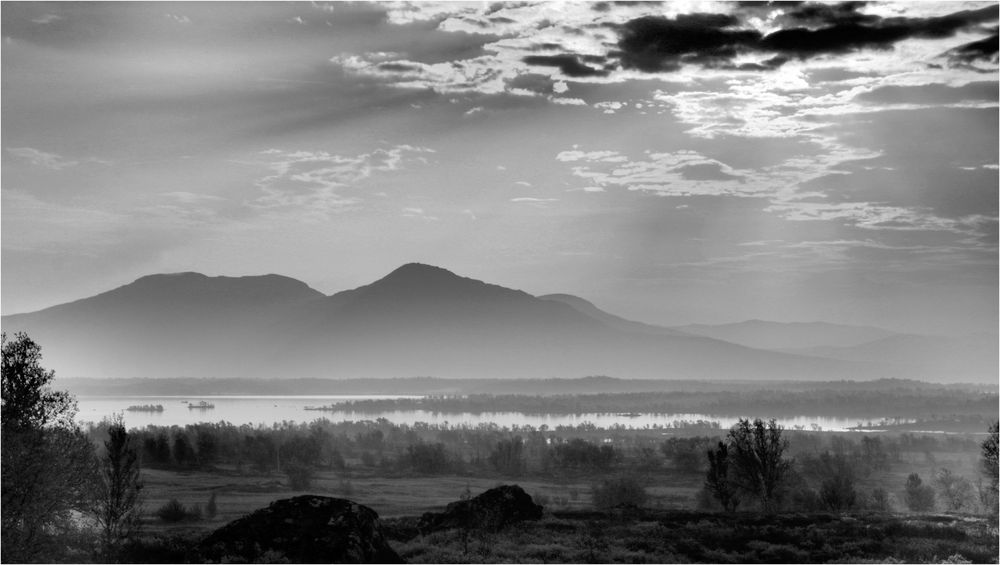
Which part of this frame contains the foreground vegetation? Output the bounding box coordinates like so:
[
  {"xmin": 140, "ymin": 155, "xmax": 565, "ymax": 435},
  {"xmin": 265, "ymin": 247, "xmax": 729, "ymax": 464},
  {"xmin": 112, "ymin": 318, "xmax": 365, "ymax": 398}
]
[{"xmin": 387, "ymin": 509, "xmax": 999, "ymax": 564}]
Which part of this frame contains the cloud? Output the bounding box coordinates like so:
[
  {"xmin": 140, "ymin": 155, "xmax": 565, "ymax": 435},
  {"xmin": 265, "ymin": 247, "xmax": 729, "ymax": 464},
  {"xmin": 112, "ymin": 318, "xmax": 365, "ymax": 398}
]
[
  {"xmin": 855, "ymin": 81, "xmax": 999, "ymax": 105},
  {"xmin": 5, "ymin": 147, "xmax": 110, "ymax": 170},
  {"xmin": 161, "ymin": 191, "xmax": 224, "ymax": 204},
  {"xmin": 762, "ymin": 5, "xmax": 998, "ymax": 59},
  {"xmin": 945, "ymin": 33, "xmax": 1000, "ymax": 67},
  {"xmin": 30, "ymin": 13, "xmax": 61, "ymax": 24},
  {"xmin": 511, "ymin": 197, "xmax": 559, "ymax": 202},
  {"xmin": 611, "ymin": 4, "xmax": 999, "ymax": 73},
  {"xmin": 522, "ymin": 54, "xmax": 610, "ymax": 77},
  {"xmin": 556, "ymin": 149, "xmax": 628, "ymax": 162},
  {"xmin": 249, "ymin": 145, "xmax": 435, "ymax": 219},
  {"xmin": 614, "ymin": 13, "xmax": 763, "ymax": 72},
  {"xmin": 401, "ymin": 207, "xmax": 439, "ymax": 221}
]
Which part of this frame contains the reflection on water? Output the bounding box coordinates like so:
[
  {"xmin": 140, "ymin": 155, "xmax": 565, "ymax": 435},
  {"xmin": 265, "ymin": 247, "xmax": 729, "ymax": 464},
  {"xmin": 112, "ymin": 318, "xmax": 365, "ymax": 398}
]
[{"xmin": 76, "ymin": 395, "xmax": 895, "ymax": 432}]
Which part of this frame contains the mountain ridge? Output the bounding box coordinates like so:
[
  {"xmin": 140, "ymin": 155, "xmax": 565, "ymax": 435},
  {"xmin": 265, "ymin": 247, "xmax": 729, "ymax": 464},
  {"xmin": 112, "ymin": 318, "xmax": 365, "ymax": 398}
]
[{"xmin": 2, "ymin": 264, "xmax": 992, "ymax": 382}]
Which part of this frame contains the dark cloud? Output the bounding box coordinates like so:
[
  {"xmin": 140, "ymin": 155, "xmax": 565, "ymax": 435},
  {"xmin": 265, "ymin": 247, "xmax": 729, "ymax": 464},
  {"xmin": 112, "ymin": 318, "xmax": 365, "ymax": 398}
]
[
  {"xmin": 522, "ymin": 54, "xmax": 610, "ymax": 77},
  {"xmin": 613, "ymin": 14, "xmax": 762, "ymax": 72},
  {"xmin": 737, "ymin": 1, "xmax": 804, "ymax": 7},
  {"xmin": 732, "ymin": 56, "xmax": 788, "ymax": 71},
  {"xmin": 505, "ymin": 73, "xmax": 555, "ymax": 95},
  {"xmin": 780, "ymin": 2, "xmax": 878, "ymax": 27},
  {"xmin": 610, "ymin": 5, "xmax": 998, "ymax": 72},
  {"xmin": 376, "ymin": 62, "xmax": 422, "ymax": 73},
  {"xmin": 946, "ymin": 33, "xmax": 999, "ymax": 65},
  {"xmin": 760, "ymin": 23, "xmax": 910, "ymax": 57},
  {"xmin": 762, "ymin": 5, "xmax": 998, "ymax": 59}
]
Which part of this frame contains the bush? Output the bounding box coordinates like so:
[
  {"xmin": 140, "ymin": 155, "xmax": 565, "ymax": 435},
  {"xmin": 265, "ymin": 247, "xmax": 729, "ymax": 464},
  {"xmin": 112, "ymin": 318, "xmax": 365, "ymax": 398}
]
[
  {"xmin": 592, "ymin": 476, "xmax": 647, "ymax": 510},
  {"xmin": 156, "ymin": 499, "xmax": 193, "ymax": 523}
]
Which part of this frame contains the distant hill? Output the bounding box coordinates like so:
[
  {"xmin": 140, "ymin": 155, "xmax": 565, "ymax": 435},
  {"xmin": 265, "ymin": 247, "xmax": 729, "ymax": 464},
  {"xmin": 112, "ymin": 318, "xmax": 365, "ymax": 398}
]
[
  {"xmin": 1, "ymin": 263, "xmax": 984, "ymax": 382},
  {"xmin": 675, "ymin": 320, "xmax": 899, "ymax": 350},
  {"xmin": 539, "ymin": 294, "xmax": 691, "ymax": 337},
  {"xmin": 782, "ymin": 333, "xmax": 999, "ymax": 382}
]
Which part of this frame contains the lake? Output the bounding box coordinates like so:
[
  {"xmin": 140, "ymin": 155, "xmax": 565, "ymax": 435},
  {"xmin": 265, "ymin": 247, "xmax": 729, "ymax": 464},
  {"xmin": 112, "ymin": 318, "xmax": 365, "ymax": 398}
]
[{"xmin": 75, "ymin": 395, "xmax": 890, "ymax": 432}]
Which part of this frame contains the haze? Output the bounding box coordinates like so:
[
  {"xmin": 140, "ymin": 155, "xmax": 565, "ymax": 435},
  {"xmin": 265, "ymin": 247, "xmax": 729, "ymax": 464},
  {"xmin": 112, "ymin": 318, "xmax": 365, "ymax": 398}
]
[{"xmin": 2, "ymin": 1, "xmax": 997, "ymax": 339}]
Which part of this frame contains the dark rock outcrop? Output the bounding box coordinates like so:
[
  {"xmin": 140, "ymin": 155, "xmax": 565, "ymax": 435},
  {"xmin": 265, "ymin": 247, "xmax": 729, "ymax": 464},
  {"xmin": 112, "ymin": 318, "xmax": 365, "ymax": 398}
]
[
  {"xmin": 197, "ymin": 495, "xmax": 403, "ymax": 564},
  {"xmin": 418, "ymin": 484, "xmax": 543, "ymax": 533}
]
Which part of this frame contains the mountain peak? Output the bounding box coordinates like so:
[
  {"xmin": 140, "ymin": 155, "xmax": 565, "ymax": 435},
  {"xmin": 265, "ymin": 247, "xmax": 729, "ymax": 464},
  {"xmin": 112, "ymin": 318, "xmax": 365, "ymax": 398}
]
[
  {"xmin": 384, "ymin": 262, "xmax": 458, "ymax": 281},
  {"xmin": 362, "ymin": 263, "xmax": 498, "ymax": 296}
]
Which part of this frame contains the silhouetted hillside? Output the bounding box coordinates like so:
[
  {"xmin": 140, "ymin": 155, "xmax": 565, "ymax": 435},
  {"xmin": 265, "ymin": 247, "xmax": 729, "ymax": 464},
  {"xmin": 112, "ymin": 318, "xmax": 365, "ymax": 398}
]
[{"xmin": 3, "ymin": 263, "xmax": 982, "ymax": 381}]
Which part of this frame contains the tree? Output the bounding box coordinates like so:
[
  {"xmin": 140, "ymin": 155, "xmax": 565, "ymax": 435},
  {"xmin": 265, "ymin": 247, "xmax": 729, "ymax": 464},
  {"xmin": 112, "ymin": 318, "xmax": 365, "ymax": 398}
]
[
  {"xmin": 817, "ymin": 451, "xmax": 857, "ymax": 512},
  {"xmin": 904, "ymin": 473, "xmax": 936, "ymax": 512},
  {"xmin": 95, "ymin": 414, "xmax": 143, "ymax": 561},
  {"xmin": 705, "ymin": 441, "xmax": 741, "ymax": 512},
  {"xmin": 869, "ymin": 487, "xmax": 891, "ymax": 512},
  {"xmin": 663, "ymin": 437, "xmax": 710, "ymax": 474},
  {"xmin": 1, "ymin": 332, "xmax": 97, "ymax": 562},
  {"xmin": 726, "ymin": 418, "xmax": 792, "ymax": 513},
  {"xmin": 489, "ymin": 437, "xmax": 526, "ymax": 476},
  {"xmin": 933, "ymin": 468, "xmax": 974, "ymax": 512},
  {"xmin": 981, "ymin": 422, "xmax": 998, "ymax": 505},
  {"xmin": 172, "ymin": 433, "xmax": 193, "ymax": 467},
  {"xmin": 1, "ymin": 332, "xmax": 76, "ymax": 431}
]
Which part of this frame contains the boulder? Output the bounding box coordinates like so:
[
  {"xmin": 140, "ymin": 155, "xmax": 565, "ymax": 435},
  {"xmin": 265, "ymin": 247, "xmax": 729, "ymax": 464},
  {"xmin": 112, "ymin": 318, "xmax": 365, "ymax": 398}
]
[
  {"xmin": 418, "ymin": 484, "xmax": 543, "ymax": 533},
  {"xmin": 197, "ymin": 495, "xmax": 403, "ymax": 564}
]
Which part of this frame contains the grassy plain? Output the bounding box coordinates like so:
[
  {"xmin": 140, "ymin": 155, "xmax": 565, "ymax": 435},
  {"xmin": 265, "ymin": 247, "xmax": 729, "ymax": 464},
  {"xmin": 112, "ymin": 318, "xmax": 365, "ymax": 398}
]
[{"xmin": 137, "ymin": 465, "xmax": 998, "ymax": 563}]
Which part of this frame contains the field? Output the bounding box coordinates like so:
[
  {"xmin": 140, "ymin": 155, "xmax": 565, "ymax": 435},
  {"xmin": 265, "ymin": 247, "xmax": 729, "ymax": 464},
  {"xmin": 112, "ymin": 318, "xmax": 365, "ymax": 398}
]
[{"xmin": 134, "ymin": 464, "xmax": 999, "ymax": 563}]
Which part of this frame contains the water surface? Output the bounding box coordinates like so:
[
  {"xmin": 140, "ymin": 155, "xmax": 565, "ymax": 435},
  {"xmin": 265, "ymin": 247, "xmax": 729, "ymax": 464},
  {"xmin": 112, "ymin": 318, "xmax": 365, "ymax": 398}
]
[{"xmin": 76, "ymin": 395, "xmax": 890, "ymax": 432}]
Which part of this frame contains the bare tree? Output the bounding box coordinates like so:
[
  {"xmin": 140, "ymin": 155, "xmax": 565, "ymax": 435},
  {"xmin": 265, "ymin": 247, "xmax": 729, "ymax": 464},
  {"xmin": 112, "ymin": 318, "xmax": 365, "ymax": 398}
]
[
  {"xmin": 94, "ymin": 414, "xmax": 144, "ymax": 561},
  {"xmin": 726, "ymin": 418, "xmax": 792, "ymax": 513}
]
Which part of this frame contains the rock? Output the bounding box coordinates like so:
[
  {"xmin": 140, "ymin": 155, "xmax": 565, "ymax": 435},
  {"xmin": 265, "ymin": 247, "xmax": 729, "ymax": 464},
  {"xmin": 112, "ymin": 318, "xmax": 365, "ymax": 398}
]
[
  {"xmin": 197, "ymin": 495, "xmax": 403, "ymax": 564},
  {"xmin": 418, "ymin": 484, "xmax": 543, "ymax": 533}
]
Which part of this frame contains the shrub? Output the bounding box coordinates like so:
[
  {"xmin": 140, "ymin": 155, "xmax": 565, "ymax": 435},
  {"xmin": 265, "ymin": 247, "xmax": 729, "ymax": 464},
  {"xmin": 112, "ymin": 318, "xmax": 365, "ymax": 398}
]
[{"xmin": 155, "ymin": 499, "xmax": 190, "ymax": 523}]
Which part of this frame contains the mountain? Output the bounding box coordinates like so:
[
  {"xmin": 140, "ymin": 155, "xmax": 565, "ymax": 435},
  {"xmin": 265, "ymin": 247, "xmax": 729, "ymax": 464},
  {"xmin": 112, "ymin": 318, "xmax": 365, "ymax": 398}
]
[
  {"xmin": 782, "ymin": 333, "xmax": 999, "ymax": 382},
  {"xmin": 674, "ymin": 320, "xmax": 899, "ymax": 350},
  {"xmin": 1, "ymin": 263, "xmax": 981, "ymax": 381},
  {"xmin": 539, "ymin": 294, "xmax": 691, "ymax": 337},
  {"xmin": 2, "ymin": 272, "xmax": 327, "ymax": 379}
]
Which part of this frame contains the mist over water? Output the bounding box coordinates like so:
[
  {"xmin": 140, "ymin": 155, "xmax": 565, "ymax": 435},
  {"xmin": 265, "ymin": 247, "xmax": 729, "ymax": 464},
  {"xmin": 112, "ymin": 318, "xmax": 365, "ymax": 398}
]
[{"xmin": 77, "ymin": 395, "xmax": 903, "ymax": 432}]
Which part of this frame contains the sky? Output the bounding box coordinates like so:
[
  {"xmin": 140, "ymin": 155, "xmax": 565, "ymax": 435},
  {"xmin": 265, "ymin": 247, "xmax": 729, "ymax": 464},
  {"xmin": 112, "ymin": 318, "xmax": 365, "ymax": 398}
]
[{"xmin": 1, "ymin": 1, "xmax": 997, "ymax": 336}]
